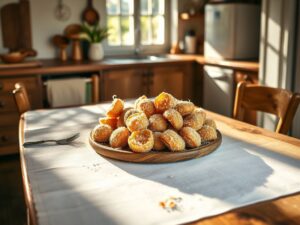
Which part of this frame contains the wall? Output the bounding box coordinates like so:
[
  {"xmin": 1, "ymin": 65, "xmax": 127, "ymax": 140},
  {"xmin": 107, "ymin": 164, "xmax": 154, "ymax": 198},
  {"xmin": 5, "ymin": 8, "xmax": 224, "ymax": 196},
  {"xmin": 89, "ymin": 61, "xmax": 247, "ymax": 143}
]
[
  {"xmin": 258, "ymin": 0, "xmax": 297, "ymax": 133},
  {"xmin": 0, "ymin": 0, "xmax": 178, "ymax": 58},
  {"xmin": 0, "ymin": 0, "xmax": 105, "ymax": 59}
]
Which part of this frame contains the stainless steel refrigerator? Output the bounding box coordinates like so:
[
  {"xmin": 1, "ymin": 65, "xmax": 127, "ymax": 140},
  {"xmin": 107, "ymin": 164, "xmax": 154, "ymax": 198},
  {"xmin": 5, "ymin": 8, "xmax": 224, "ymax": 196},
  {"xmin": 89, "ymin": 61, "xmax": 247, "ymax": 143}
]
[{"xmin": 203, "ymin": 2, "xmax": 260, "ymax": 117}]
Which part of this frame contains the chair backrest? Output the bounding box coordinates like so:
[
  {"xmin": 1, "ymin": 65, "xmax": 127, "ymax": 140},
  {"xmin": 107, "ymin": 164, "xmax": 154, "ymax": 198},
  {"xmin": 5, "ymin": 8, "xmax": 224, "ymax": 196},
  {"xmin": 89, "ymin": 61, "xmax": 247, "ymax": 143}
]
[
  {"xmin": 13, "ymin": 83, "xmax": 31, "ymax": 115},
  {"xmin": 233, "ymin": 81, "xmax": 300, "ymax": 134}
]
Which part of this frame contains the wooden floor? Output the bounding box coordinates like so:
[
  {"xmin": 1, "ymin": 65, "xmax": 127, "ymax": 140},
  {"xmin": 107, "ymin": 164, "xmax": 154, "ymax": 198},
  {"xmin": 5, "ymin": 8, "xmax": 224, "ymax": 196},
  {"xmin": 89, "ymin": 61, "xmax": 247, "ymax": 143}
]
[{"xmin": 0, "ymin": 154, "xmax": 26, "ymax": 225}]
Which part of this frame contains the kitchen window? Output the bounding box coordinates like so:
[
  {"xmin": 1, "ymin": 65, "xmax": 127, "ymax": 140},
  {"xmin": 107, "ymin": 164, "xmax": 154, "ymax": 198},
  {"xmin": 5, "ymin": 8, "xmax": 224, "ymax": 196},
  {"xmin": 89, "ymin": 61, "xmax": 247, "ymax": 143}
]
[{"xmin": 105, "ymin": 0, "xmax": 169, "ymax": 53}]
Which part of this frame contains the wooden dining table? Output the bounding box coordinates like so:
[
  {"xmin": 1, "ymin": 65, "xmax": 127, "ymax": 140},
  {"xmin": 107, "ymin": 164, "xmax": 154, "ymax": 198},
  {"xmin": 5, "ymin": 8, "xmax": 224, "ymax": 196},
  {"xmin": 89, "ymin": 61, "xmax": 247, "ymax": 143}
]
[{"xmin": 19, "ymin": 102, "xmax": 300, "ymax": 225}]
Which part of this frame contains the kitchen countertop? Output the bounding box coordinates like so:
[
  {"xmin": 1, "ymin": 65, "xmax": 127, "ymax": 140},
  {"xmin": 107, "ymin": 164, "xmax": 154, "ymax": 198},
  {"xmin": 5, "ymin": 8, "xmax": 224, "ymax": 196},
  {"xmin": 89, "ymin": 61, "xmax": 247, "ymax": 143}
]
[{"xmin": 0, "ymin": 54, "xmax": 259, "ymax": 77}]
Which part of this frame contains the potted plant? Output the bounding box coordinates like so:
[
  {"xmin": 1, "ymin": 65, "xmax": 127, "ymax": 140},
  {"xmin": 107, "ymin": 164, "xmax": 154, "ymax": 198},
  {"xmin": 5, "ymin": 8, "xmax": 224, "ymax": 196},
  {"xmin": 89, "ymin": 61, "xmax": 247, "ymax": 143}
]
[{"xmin": 81, "ymin": 22, "xmax": 109, "ymax": 61}]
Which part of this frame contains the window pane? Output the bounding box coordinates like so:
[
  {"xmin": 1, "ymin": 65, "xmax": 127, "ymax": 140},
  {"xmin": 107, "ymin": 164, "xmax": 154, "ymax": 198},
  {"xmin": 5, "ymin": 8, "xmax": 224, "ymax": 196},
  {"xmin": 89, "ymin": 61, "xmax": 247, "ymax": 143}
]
[
  {"xmin": 152, "ymin": 0, "xmax": 164, "ymax": 15},
  {"xmin": 121, "ymin": 0, "xmax": 134, "ymax": 15},
  {"xmin": 152, "ymin": 15, "xmax": 164, "ymax": 44},
  {"xmin": 106, "ymin": 0, "xmax": 120, "ymax": 15},
  {"xmin": 140, "ymin": 0, "xmax": 150, "ymax": 15},
  {"xmin": 107, "ymin": 16, "xmax": 121, "ymax": 45},
  {"xmin": 140, "ymin": 16, "xmax": 151, "ymax": 45},
  {"xmin": 121, "ymin": 16, "xmax": 134, "ymax": 45}
]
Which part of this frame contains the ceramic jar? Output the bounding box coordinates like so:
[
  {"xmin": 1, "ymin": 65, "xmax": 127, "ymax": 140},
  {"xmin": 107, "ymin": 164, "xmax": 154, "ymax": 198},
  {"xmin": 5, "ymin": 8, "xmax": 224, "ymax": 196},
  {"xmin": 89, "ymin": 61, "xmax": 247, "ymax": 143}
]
[
  {"xmin": 185, "ymin": 30, "xmax": 197, "ymax": 54},
  {"xmin": 88, "ymin": 43, "xmax": 104, "ymax": 61}
]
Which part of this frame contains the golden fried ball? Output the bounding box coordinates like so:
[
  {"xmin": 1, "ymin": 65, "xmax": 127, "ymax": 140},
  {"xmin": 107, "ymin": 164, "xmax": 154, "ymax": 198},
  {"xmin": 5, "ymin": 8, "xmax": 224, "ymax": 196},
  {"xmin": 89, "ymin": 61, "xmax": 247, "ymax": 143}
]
[
  {"xmin": 183, "ymin": 109, "xmax": 206, "ymax": 130},
  {"xmin": 125, "ymin": 112, "xmax": 149, "ymax": 132},
  {"xmin": 204, "ymin": 118, "xmax": 217, "ymax": 129},
  {"xmin": 179, "ymin": 127, "xmax": 201, "ymax": 148},
  {"xmin": 136, "ymin": 99, "xmax": 156, "ymax": 118},
  {"xmin": 124, "ymin": 108, "xmax": 140, "ymax": 124},
  {"xmin": 154, "ymin": 92, "xmax": 177, "ymax": 113},
  {"xmin": 128, "ymin": 129, "xmax": 154, "ymax": 153},
  {"xmin": 153, "ymin": 132, "xmax": 165, "ymax": 151},
  {"xmin": 160, "ymin": 129, "xmax": 186, "ymax": 152},
  {"xmin": 163, "ymin": 108, "xmax": 183, "ymax": 130},
  {"xmin": 175, "ymin": 101, "xmax": 195, "ymax": 116},
  {"xmin": 148, "ymin": 114, "xmax": 168, "ymax": 132},
  {"xmin": 134, "ymin": 95, "xmax": 148, "ymax": 108},
  {"xmin": 107, "ymin": 98, "xmax": 124, "ymax": 118},
  {"xmin": 99, "ymin": 117, "xmax": 118, "ymax": 130},
  {"xmin": 117, "ymin": 107, "xmax": 133, "ymax": 127},
  {"xmin": 92, "ymin": 124, "xmax": 113, "ymax": 143},
  {"xmin": 109, "ymin": 127, "xmax": 130, "ymax": 148},
  {"xmin": 198, "ymin": 125, "xmax": 218, "ymax": 142}
]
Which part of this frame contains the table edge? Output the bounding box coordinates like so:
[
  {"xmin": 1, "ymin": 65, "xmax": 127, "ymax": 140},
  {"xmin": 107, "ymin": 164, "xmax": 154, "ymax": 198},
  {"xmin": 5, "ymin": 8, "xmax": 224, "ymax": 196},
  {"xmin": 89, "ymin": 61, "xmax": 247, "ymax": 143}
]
[{"xmin": 19, "ymin": 114, "xmax": 39, "ymax": 225}]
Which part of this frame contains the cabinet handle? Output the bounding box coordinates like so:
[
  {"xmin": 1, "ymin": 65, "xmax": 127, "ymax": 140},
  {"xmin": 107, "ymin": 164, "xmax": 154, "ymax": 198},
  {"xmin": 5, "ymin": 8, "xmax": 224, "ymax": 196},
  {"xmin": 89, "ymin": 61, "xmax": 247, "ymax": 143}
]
[
  {"xmin": 0, "ymin": 101, "xmax": 5, "ymax": 108},
  {"xmin": 0, "ymin": 82, "xmax": 3, "ymax": 91}
]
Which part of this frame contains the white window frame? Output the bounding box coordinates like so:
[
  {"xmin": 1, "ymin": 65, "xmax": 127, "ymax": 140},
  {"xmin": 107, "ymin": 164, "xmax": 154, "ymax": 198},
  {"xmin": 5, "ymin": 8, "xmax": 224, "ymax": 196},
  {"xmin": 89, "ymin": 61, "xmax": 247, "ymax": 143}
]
[{"xmin": 99, "ymin": 0, "xmax": 170, "ymax": 56}]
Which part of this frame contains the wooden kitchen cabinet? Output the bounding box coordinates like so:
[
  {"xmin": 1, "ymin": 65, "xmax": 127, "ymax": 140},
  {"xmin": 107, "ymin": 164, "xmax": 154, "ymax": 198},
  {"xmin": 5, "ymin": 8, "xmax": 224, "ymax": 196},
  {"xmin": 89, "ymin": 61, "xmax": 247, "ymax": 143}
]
[
  {"xmin": 102, "ymin": 68, "xmax": 148, "ymax": 101},
  {"xmin": 149, "ymin": 63, "xmax": 193, "ymax": 100},
  {"xmin": 0, "ymin": 75, "xmax": 43, "ymax": 155},
  {"xmin": 102, "ymin": 63, "xmax": 194, "ymax": 101}
]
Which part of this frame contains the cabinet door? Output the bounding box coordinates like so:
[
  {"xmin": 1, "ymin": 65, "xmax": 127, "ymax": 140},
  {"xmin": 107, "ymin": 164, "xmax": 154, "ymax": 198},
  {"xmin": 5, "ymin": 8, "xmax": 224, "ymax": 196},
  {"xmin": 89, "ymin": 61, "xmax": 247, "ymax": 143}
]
[
  {"xmin": 149, "ymin": 65, "xmax": 185, "ymax": 99},
  {"xmin": 103, "ymin": 68, "xmax": 147, "ymax": 101}
]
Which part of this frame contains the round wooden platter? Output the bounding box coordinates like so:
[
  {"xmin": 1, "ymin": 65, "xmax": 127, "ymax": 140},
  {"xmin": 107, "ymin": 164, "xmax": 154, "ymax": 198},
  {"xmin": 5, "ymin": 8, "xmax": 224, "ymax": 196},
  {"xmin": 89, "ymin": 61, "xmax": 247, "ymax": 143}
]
[{"xmin": 89, "ymin": 130, "xmax": 222, "ymax": 163}]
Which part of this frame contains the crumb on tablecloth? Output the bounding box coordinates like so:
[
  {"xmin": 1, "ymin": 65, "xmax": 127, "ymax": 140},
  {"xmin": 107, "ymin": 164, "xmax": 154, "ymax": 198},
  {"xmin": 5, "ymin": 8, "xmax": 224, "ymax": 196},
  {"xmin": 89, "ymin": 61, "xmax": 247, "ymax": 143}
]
[{"xmin": 159, "ymin": 196, "xmax": 182, "ymax": 212}]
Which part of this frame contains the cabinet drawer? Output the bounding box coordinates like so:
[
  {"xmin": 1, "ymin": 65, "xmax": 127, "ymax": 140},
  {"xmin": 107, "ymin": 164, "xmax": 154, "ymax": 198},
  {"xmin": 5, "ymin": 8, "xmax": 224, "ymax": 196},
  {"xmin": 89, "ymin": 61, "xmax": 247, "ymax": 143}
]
[
  {"xmin": 0, "ymin": 76, "xmax": 41, "ymax": 93},
  {"xmin": 0, "ymin": 144, "xmax": 19, "ymax": 155},
  {"xmin": 0, "ymin": 112, "xmax": 19, "ymax": 127},
  {"xmin": 0, "ymin": 93, "xmax": 17, "ymax": 112},
  {"xmin": 0, "ymin": 127, "xmax": 18, "ymax": 147}
]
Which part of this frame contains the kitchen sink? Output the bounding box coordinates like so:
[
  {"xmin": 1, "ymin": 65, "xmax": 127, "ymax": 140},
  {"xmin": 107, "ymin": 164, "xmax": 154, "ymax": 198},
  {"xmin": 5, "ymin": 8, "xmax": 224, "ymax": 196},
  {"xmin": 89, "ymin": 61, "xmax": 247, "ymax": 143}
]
[{"xmin": 105, "ymin": 54, "xmax": 169, "ymax": 62}]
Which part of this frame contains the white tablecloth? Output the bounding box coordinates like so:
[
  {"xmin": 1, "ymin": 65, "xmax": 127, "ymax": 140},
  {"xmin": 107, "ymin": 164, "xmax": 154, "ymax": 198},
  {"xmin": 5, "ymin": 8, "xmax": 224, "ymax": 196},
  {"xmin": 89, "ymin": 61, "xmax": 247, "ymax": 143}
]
[{"xmin": 23, "ymin": 104, "xmax": 300, "ymax": 225}]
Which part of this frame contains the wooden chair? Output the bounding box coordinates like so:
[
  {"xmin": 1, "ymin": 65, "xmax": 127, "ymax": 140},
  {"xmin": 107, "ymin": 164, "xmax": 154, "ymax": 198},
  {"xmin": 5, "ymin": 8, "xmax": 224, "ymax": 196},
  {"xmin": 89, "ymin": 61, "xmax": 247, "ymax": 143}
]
[
  {"xmin": 233, "ymin": 81, "xmax": 300, "ymax": 134},
  {"xmin": 13, "ymin": 74, "xmax": 100, "ymax": 115},
  {"xmin": 13, "ymin": 82, "xmax": 31, "ymax": 115}
]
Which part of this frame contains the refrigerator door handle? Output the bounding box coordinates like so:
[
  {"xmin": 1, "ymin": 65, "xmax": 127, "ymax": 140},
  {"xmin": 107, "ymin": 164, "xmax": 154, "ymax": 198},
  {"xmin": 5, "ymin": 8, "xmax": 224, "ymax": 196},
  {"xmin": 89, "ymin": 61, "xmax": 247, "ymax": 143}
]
[{"xmin": 210, "ymin": 75, "xmax": 229, "ymax": 81}]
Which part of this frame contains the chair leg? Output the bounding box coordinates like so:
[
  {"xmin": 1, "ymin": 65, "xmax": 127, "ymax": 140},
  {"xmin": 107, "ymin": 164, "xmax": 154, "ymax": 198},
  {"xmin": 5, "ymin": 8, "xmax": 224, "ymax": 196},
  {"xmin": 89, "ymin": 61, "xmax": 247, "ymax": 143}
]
[{"xmin": 27, "ymin": 208, "xmax": 32, "ymax": 225}]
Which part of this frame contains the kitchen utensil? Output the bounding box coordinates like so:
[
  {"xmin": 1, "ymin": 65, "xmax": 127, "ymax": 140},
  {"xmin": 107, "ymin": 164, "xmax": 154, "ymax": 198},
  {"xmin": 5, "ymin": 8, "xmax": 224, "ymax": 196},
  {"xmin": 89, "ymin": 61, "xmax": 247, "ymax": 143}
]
[
  {"xmin": 0, "ymin": 51, "xmax": 29, "ymax": 64},
  {"xmin": 54, "ymin": 0, "xmax": 71, "ymax": 21},
  {"xmin": 65, "ymin": 24, "xmax": 83, "ymax": 61},
  {"xmin": 0, "ymin": 0, "xmax": 33, "ymax": 52},
  {"xmin": 23, "ymin": 133, "xmax": 80, "ymax": 147},
  {"xmin": 82, "ymin": 0, "xmax": 99, "ymax": 25},
  {"xmin": 0, "ymin": 3, "xmax": 20, "ymax": 51},
  {"xmin": 89, "ymin": 130, "xmax": 222, "ymax": 163},
  {"xmin": 19, "ymin": 0, "xmax": 33, "ymax": 51},
  {"xmin": 52, "ymin": 35, "xmax": 70, "ymax": 61}
]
